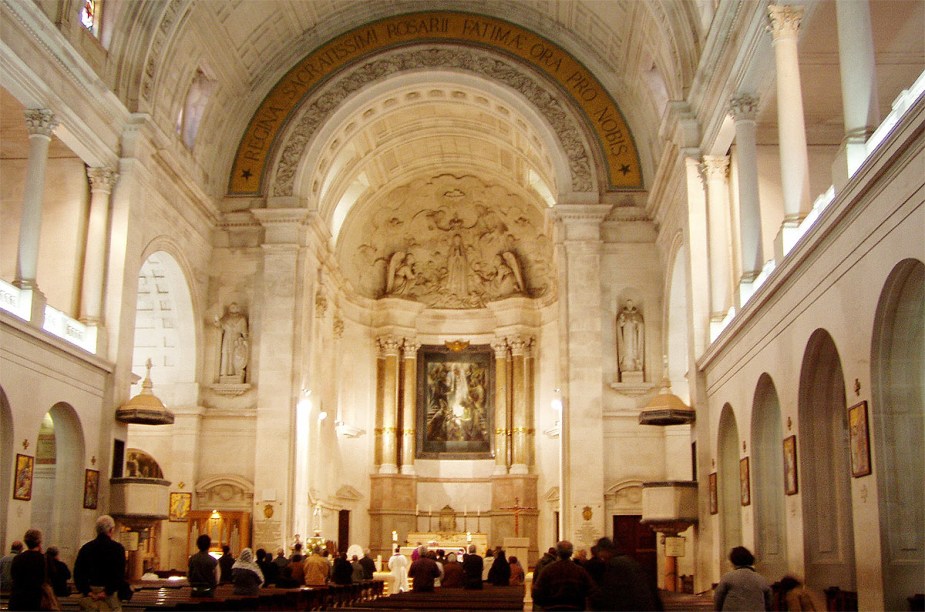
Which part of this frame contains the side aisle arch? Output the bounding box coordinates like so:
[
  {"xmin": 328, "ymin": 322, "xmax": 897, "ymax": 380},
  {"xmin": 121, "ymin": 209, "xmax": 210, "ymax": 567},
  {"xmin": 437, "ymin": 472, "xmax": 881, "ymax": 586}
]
[{"xmin": 228, "ymin": 11, "xmax": 643, "ymax": 197}]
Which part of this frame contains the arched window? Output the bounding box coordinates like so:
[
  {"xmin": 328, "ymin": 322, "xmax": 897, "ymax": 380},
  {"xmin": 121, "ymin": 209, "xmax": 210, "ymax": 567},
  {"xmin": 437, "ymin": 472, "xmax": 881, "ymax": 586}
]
[{"xmin": 79, "ymin": 0, "xmax": 101, "ymax": 37}]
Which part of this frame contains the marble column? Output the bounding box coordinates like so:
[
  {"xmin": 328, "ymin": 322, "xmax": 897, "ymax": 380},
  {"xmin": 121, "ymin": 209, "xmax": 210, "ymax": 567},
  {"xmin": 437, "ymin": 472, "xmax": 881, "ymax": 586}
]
[
  {"xmin": 684, "ymin": 155, "xmax": 712, "ymax": 357},
  {"xmin": 81, "ymin": 167, "xmax": 119, "ymax": 331},
  {"xmin": 251, "ymin": 208, "xmax": 311, "ymax": 551},
  {"xmin": 730, "ymin": 95, "xmax": 764, "ymax": 305},
  {"xmin": 510, "ymin": 336, "xmax": 528, "ymax": 475},
  {"xmin": 555, "ymin": 203, "xmax": 610, "ymax": 548},
  {"xmin": 377, "ymin": 335, "xmax": 401, "ymax": 474},
  {"xmin": 701, "ymin": 156, "xmax": 733, "ymax": 327},
  {"xmin": 492, "ymin": 338, "xmax": 510, "ymax": 475},
  {"xmin": 400, "ymin": 339, "xmax": 419, "ymax": 475},
  {"xmin": 768, "ymin": 4, "xmax": 811, "ymax": 259},
  {"xmin": 833, "ymin": 0, "xmax": 879, "ymax": 189},
  {"xmin": 14, "ymin": 109, "xmax": 59, "ymax": 324}
]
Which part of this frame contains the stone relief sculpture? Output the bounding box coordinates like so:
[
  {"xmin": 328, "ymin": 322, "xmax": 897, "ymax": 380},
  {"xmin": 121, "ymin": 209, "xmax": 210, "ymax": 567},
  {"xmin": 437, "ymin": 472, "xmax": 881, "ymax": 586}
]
[
  {"xmin": 617, "ymin": 299, "xmax": 644, "ymax": 381},
  {"xmin": 215, "ymin": 302, "xmax": 249, "ymax": 383},
  {"xmin": 344, "ymin": 174, "xmax": 552, "ymax": 308}
]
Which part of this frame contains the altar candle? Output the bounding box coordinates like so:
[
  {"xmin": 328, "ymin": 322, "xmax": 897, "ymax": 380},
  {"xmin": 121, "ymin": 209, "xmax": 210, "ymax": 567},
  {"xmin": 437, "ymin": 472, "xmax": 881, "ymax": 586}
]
[
  {"xmin": 466, "ymin": 531, "xmax": 472, "ymax": 542},
  {"xmin": 392, "ymin": 530, "xmax": 397, "ymax": 542}
]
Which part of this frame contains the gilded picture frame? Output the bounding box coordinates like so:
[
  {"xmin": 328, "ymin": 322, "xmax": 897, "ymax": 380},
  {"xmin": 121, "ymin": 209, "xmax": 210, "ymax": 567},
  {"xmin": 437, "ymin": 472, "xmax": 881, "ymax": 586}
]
[
  {"xmin": 416, "ymin": 344, "xmax": 494, "ymax": 459},
  {"xmin": 848, "ymin": 401, "xmax": 872, "ymax": 478},
  {"xmin": 708, "ymin": 472, "xmax": 718, "ymax": 515},
  {"xmin": 83, "ymin": 469, "xmax": 99, "ymax": 509},
  {"xmin": 783, "ymin": 435, "xmax": 799, "ymax": 495},
  {"xmin": 740, "ymin": 457, "xmax": 751, "ymax": 506},
  {"xmin": 13, "ymin": 454, "xmax": 34, "ymax": 501},
  {"xmin": 169, "ymin": 492, "xmax": 192, "ymax": 522}
]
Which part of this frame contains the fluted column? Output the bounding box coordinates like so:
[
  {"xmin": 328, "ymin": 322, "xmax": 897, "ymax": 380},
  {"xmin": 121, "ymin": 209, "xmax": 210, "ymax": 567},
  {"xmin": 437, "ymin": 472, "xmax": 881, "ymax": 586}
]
[
  {"xmin": 701, "ymin": 156, "xmax": 733, "ymax": 325},
  {"xmin": 377, "ymin": 335, "xmax": 401, "ymax": 474},
  {"xmin": 768, "ymin": 4, "xmax": 811, "ymax": 259},
  {"xmin": 730, "ymin": 95, "xmax": 764, "ymax": 305},
  {"xmin": 400, "ymin": 339, "xmax": 419, "ymax": 475},
  {"xmin": 14, "ymin": 109, "xmax": 59, "ymax": 323},
  {"xmin": 492, "ymin": 338, "xmax": 510, "ymax": 474},
  {"xmin": 833, "ymin": 0, "xmax": 880, "ymax": 188},
  {"xmin": 510, "ymin": 336, "xmax": 528, "ymax": 474},
  {"xmin": 81, "ymin": 167, "xmax": 119, "ymax": 327},
  {"xmin": 524, "ymin": 337, "xmax": 536, "ymax": 468}
]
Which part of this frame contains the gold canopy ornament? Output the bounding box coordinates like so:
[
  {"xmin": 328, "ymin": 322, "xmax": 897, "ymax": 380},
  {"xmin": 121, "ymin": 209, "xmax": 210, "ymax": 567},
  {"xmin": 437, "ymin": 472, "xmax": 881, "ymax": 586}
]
[
  {"xmin": 445, "ymin": 339, "xmax": 470, "ymax": 352},
  {"xmin": 116, "ymin": 359, "xmax": 175, "ymax": 425}
]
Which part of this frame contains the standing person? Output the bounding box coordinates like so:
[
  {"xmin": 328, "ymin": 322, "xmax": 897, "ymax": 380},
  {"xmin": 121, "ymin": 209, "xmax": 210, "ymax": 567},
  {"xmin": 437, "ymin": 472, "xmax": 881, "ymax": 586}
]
[
  {"xmin": 1, "ymin": 541, "xmax": 24, "ymax": 594},
  {"xmin": 778, "ymin": 575, "xmax": 825, "ymax": 611},
  {"xmin": 531, "ymin": 540, "xmax": 597, "ymax": 611},
  {"xmin": 387, "ymin": 547, "xmax": 409, "ymax": 593},
  {"xmin": 74, "ymin": 515, "xmax": 128, "ymax": 612},
  {"xmin": 441, "ymin": 552, "xmax": 464, "ymax": 588},
  {"xmin": 303, "ymin": 547, "xmax": 330, "ymax": 586},
  {"xmin": 461, "ymin": 544, "xmax": 483, "ymax": 590},
  {"xmin": 533, "ymin": 547, "xmax": 557, "ymax": 582},
  {"xmin": 350, "ymin": 555, "xmax": 365, "ymax": 583},
  {"xmin": 408, "ymin": 550, "xmax": 441, "ymax": 592},
  {"xmin": 508, "ymin": 556, "xmax": 525, "ymax": 586},
  {"xmin": 218, "ymin": 545, "xmax": 235, "ymax": 584},
  {"xmin": 482, "ymin": 548, "xmax": 494, "ymax": 582},
  {"xmin": 46, "ymin": 546, "xmax": 72, "ymax": 597},
  {"xmin": 187, "ymin": 534, "xmax": 218, "ymax": 597},
  {"xmin": 487, "ymin": 549, "xmax": 511, "ymax": 586},
  {"xmin": 588, "ymin": 537, "xmax": 662, "ymax": 611},
  {"xmin": 358, "ymin": 549, "xmax": 377, "ymax": 580},
  {"xmin": 273, "ymin": 549, "xmax": 289, "ymax": 573},
  {"xmin": 231, "ymin": 548, "xmax": 263, "ymax": 596},
  {"xmin": 9, "ymin": 529, "xmax": 46, "ymax": 611},
  {"xmin": 331, "ymin": 552, "xmax": 353, "ymax": 585},
  {"xmin": 713, "ymin": 547, "xmax": 771, "ymax": 611}
]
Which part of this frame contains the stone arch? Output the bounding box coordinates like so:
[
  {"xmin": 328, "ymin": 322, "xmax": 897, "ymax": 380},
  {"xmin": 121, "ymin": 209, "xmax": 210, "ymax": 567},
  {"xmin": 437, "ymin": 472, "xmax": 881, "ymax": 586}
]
[
  {"xmin": 750, "ymin": 373, "xmax": 787, "ymax": 580},
  {"xmin": 871, "ymin": 258, "xmax": 923, "ymax": 611},
  {"xmin": 604, "ymin": 479, "xmax": 645, "ymax": 514},
  {"xmin": 0, "ymin": 386, "xmax": 12, "ymax": 550},
  {"xmin": 717, "ymin": 403, "xmax": 741, "ymax": 572},
  {"xmin": 798, "ymin": 329, "xmax": 855, "ymax": 591},
  {"xmin": 195, "ymin": 474, "xmax": 254, "ymax": 512},
  {"xmin": 30, "ymin": 402, "xmax": 86, "ymax": 563}
]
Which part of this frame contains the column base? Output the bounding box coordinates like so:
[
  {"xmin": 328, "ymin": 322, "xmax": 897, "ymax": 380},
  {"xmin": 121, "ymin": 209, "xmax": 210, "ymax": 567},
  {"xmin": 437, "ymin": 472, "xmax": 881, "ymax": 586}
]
[
  {"xmin": 378, "ymin": 463, "xmax": 398, "ymax": 475},
  {"xmin": 400, "ymin": 465, "xmax": 415, "ymax": 475},
  {"xmin": 13, "ymin": 282, "xmax": 47, "ymax": 327},
  {"xmin": 509, "ymin": 464, "xmax": 529, "ymax": 475},
  {"xmin": 492, "ymin": 464, "xmax": 509, "ymax": 476},
  {"xmin": 832, "ymin": 134, "xmax": 869, "ymax": 192},
  {"xmin": 773, "ymin": 218, "xmax": 804, "ymax": 261}
]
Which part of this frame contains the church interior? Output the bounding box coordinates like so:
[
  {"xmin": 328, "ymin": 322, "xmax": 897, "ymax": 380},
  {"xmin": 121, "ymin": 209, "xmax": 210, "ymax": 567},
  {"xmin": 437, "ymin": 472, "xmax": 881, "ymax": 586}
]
[{"xmin": 0, "ymin": 0, "xmax": 922, "ymax": 609}]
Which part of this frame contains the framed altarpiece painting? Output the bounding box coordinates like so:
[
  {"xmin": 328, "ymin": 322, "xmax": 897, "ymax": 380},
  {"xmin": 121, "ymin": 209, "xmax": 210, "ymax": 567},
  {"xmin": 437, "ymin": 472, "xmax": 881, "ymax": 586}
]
[{"xmin": 416, "ymin": 344, "xmax": 494, "ymax": 459}]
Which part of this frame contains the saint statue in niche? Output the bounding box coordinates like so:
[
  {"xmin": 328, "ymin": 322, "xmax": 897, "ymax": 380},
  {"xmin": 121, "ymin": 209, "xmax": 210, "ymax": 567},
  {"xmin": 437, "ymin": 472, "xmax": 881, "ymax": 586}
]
[
  {"xmin": 215, "ymin": 302, "xmax": 249, "ymax": 383},
  {"xmin": 617, "ymin": 299, "xmax": 645, "ymax": 376},
  {"xmin": 446, "ymin": 234, "xmax": 469, "ymax": 296}
]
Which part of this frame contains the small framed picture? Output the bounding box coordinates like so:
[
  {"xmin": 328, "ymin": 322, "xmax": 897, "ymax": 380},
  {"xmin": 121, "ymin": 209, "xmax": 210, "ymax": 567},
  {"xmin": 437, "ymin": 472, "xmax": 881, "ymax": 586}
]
[
  {"xmin": 848, "ymin": 401, "xmax": 872, "ymax": 478},
  {"xmin": 13, "ymin": 454, "xmax": 34, "ymax": 501},
  {"xmin": 83, "ymin": 469, "xmax": 99, "ymax": 509},
  {"xmin": 739, "ymin": 457, "xmax": 751, "ymax": 506},
  {"xmin": 169, "ymin": 492, "xmax": 192, "ymax": 522},
  {"xmin": 708, "ymin": 472, "xmax": 718, "ymax": 514},
  {"xmin": 783, "ymin": 435, "xmax": 799, "ymax": 495}
]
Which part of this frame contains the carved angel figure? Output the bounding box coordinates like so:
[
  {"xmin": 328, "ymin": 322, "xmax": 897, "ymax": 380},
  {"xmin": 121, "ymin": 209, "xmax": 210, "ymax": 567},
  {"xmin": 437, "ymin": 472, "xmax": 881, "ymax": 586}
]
[
  {"xmin": 494, "ymin": 251, "xmax": 525, "ymax": 296},
  {"xmin": 386, "ymin": 251, "xmax": 417, "ymax": 296}
]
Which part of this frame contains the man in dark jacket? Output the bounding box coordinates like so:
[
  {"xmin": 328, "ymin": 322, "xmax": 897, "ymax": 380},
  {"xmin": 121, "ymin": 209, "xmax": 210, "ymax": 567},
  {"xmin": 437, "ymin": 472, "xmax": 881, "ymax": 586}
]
[
  {"xmin": 461, "ymin": 544, "xmax": 483, "ymax": 589},
  {"xmin": 188, "ymin": 534, "xmax": 218, "ymax": 596},
  {"xmin": 532, "ymin": 541, "xmax": 596, "ymax": 611},
  {"xmin": 218, "ymin": 545, "xmax": 235, "ymax": 584},
  {"xmin": 74, "ymin": 515, "xmax": 129, "ymax": 611},
  {"xmin": 588, "ymin": 537, "xmax": 662, "ymax": 611},
  {"xmin": 358, "ymin": 549, "xmax": 377, "ymax": 580},
  {"xmin": 408, "ymin": 550, "xmax": 442, "ymax": 592}
]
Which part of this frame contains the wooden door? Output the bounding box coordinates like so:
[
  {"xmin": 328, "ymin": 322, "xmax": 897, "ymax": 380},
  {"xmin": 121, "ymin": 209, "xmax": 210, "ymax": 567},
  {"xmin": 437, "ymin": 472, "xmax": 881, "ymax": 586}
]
[
  {"xmin": 338, "ymin": 509, "xmax": 350, "ymax": 552},
  {"xmin": 613, "ymin": 515, "xmax": 657, "ymax": 582}
]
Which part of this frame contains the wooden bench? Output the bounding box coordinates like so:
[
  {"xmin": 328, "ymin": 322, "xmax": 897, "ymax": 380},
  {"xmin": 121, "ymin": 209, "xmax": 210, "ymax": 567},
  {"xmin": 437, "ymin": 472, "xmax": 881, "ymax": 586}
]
[
  {"xmin": 824, "ymin": 586, "xmax": 858, "ymax": 611},
  {"xmin": 347, "ymin": 584, "xmax": 524, "ymax": 610}
]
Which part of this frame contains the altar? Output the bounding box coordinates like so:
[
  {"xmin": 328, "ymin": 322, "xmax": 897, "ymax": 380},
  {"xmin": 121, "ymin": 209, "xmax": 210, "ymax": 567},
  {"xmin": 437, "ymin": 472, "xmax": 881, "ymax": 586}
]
[{"xmin": 404, "ymin": 531, "xmax": 489, "ymax": 556}]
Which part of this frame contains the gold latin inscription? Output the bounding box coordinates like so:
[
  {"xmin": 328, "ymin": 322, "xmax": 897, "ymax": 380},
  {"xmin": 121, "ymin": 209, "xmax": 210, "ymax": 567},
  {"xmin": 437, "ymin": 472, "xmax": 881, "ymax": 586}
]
[{"xmin": 229, "ymin": 11, "xmax": 640, "ymax": 195}]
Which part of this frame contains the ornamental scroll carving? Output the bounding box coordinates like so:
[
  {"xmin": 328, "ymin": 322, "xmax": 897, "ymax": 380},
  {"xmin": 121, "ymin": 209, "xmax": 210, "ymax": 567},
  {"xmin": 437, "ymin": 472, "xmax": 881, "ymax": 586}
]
[{"xmin": 341, "ymin": 174, "xmax": 552, "ymax": 309}]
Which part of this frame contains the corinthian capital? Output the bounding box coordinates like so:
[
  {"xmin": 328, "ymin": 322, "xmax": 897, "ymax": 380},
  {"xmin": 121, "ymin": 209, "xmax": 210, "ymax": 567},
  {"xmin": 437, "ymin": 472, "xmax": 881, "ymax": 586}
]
[
  {"xmin": 377, "ymin": 335, "xmax": 402, "ymax": 356},
  {"xmin": 24, "ymin": 109, "xmax": 58, "ymax": 137},
  {"xmin": 729, "ymin": 95, "xmax": 760, "ymax": 122},
  {"xmin": 767, "ymin": 4, "xmax": 803, "ymax": 40},
  {"xmin": 700, "ymin": 156, "xmax": 730, "ymax": 182},
  {"xmin": 87, "ymin": 167, "xmax": 119, "ymax": 192}
]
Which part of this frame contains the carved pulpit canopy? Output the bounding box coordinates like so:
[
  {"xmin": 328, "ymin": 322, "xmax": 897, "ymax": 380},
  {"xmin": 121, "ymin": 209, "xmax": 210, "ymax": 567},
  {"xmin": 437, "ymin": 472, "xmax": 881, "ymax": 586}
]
[{"xmin": 338, "ymin": 174, "xmax": 553, "ymax": 308}]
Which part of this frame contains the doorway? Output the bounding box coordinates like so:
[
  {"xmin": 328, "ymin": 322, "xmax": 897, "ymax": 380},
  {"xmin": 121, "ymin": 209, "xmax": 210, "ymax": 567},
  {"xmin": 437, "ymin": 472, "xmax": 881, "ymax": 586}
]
[
  {"xmin": 338, "ymin": 509, "xmax": 350, "ymax": 553},
  {"xmin": 613, "ymin": 515, "xmax": 657, "ymax": 582}
]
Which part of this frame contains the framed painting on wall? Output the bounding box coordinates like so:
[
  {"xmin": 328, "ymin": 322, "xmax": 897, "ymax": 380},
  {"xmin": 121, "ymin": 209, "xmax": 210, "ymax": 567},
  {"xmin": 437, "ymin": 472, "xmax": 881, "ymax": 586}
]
[
  {"xmin": 848, "ymin": 401, "xmax": 872, "ymax": 477},
  {"xmin": 416, "ymin": 343, "xmax": 494, "ymax": 459},
  {"xmin": 169, "ymin": 492, "xmax": 192, "ymax": 522},
  {"xmin": 83, "ymin": 469, "xmax": 99, "ymax": 509},
  {"xmin": 708, "ymin": 472, "xmax": 718, "ymax": 514},
  {"xmin": 739, "ymin": 457, "xmax": 751, "ymax": 506},
  {"xmin": 783, "ymin": 435, "xmax": 799, "ymax": 495},
  {"xmin": 13, "ymin": 454, "xmax": 34, "ymax": 501}
]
